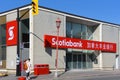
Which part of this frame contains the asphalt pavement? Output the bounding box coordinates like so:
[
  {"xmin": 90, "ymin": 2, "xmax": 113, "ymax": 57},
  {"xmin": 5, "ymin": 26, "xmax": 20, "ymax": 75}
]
[{"xmin": 1, "ymin": 70, "xmax": 120, "ymax": 80}]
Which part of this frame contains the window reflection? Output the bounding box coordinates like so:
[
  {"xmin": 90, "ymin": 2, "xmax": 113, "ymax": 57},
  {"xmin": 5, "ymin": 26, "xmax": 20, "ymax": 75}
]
[{"xmin": 66, "ymin": 22, "xmax": 95, "ymax": 40}]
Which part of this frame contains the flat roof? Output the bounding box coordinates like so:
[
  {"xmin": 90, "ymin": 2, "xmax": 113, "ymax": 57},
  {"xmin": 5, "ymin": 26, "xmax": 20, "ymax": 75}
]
[{"xmin": 0, "ymin": 4, "xmax": 120, "ymax": 26}]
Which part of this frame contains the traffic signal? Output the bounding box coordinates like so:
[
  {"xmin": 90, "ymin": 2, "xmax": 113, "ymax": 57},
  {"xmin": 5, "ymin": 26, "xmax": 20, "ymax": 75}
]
[{"xmin": 32, "ymin": 0, "xmax": 39, "ymax": 15}]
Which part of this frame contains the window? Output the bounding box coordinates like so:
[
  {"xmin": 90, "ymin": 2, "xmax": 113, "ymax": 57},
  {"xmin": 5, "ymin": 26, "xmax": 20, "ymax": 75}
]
[
  {"xmin": 66, "ymin": 22, "xmax": 72, "ymax": 38},
  {"xmin": 66, "ymin": 22, "xmax": 81, "ymax": 39},
  {"xmin": 72, "ymin": 23, "xmax": 81, "ymax": 39},
  {"xmin": 21, "ymin": 19, "xmax": 29, "ymax": 48},
  {"xmin": 0, "ymin": 24, "xmax": 6, "ymax": 62},
  {"xmin": 66, "ymin": 22, "xmax": 96, "ymax": 40},
  {"xmin": 0, "ymin": 24, "xmax": 6, "ymax": 45}
]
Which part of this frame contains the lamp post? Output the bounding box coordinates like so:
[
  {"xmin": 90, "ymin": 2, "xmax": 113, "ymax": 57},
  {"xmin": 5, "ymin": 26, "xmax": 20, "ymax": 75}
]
[{"xmin": 55, "ymin": 18, "xmax": 61, "ymax": 77}]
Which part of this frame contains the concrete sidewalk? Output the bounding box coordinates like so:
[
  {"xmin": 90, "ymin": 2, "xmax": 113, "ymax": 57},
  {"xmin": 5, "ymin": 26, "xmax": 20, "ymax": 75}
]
[
  {"xmin": 1, "ymin": 70, "xmax": 120, "ymax": 80},
  {"xmin": 38, "ymin": 70, "xmax": 120, "ymax": 80}
]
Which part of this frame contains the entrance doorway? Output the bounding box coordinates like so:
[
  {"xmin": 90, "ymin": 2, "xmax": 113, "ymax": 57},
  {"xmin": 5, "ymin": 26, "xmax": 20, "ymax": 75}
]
[{"xmin": 66, "ymin": 52, "xmax": 93, "ymax": 70}]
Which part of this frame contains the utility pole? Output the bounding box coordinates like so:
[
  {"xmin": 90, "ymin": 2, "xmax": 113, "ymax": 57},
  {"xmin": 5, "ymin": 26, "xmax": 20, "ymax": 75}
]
[
  {"xmin": 16, "ymin": 8, "xmax": 21, "ymax": 76},
  {"xmin": 16, "ymin": 1, "xmax": 39, "ymax": 76},
  {"xmin": 16, "ymin": 8, "xmax": 30, "ymax": 76}
]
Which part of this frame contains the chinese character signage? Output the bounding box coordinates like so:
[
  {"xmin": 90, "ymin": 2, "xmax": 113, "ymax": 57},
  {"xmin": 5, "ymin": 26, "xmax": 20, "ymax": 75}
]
[
  {"xmin": 6, "ymin": 20, "xmax": 18, "ymax": 46},
  {"xmin": 44, "ymin": 35, "xmax": 116, "ymax": 53}
]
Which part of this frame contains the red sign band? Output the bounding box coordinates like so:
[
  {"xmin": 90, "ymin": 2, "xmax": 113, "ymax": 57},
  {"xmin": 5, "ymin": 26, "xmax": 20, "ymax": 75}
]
[{"xmin": 44, "ymin": 35, "xmax": 116, "ymax": 53}]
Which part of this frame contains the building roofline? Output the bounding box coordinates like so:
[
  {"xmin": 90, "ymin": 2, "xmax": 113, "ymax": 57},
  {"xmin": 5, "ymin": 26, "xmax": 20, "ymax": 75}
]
[
  {"xmin": 39, "ymin": 6, "xmax": 120, "ymax": 26},
  {"xmin": 0, "ymin": 4, "xmax": 31, "ymax": 15},
  {"xmin": 0, "ymin": 3, "xmax": 120, "ymax": 26}
]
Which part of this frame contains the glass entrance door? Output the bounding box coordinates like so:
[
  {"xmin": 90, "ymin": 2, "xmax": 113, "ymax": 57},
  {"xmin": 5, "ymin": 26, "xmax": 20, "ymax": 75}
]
[{"xmin": 66, "ymin": 52, "xmax": 93, "ymax": 70}]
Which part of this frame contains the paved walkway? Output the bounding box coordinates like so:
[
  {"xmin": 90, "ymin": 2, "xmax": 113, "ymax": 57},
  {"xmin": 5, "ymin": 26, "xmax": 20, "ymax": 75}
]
[{"xmin": 1, "ymin": 70, "xmax": 120, "ymax": 80}]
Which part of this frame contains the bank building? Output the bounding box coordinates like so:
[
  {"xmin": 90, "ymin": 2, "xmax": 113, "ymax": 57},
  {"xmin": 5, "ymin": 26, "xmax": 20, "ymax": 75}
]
[{"xmin": 0, "ymin": 4, "xmax": 120, "ymax": 73}]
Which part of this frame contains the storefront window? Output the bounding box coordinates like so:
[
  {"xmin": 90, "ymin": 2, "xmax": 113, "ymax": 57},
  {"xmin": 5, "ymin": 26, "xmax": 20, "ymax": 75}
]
[
  {"xmin": 66, "ymin": 22, "xmax": 95, "ymax": 40},
  {"xmin": 66, "ymin": 22, "xmax": 72, "ymax": 38},
  {"xmin": 72, "ymin": 23, "xmax": 81, "ymax": 39},
  {"xmin": 0, "ymin": 24, "xmax": 6, "ymax": 45},
  {"xmin": 87, "ymin": 26, "xmax": 95, "ymax": 40},
  {"xmin": 0, "ymin": 24, "xmax": 6, "ymax": 68},
  {"xmin": 81, "ymin": 25, "xmax": 87, "ymax": 39},
  {"xmin": 66, "ymin": 22, "xmax": 96, "ymax": 70}
]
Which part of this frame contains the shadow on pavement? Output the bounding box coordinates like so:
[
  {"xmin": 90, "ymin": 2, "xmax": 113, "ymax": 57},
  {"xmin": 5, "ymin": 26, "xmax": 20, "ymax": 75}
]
[
  {"xmin": 57, "ymin": 71, "xmax": 66, "ymax": 77},
  {"xmin": 30, "ymin": 75, "xmax": 38, "ymax": 79}
]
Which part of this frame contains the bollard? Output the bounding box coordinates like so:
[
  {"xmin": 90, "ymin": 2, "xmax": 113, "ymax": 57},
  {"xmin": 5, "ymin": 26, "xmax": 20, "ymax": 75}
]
[{"xmin": 18, "ymin": 76, "xmax": 26, "ymax": 80}]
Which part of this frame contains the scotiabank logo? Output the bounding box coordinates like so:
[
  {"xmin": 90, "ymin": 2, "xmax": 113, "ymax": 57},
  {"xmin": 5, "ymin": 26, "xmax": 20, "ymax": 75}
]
[
  {"xmin": 44, "ymin": 35, "xmax": 116, "ymax": 53},
  {"xmin": 6, "ymin": 20, "xmax": 17, "ymax": 46},
  {"xmin": 8, "ymin": 26, "xmax": 14, "ymax": 40}
]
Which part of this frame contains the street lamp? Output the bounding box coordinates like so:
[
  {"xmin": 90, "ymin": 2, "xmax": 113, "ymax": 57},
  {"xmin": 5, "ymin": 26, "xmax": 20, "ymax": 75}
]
[{"xmin": 55, "ymin": 18, "xmax": 61, "ymax": 77}]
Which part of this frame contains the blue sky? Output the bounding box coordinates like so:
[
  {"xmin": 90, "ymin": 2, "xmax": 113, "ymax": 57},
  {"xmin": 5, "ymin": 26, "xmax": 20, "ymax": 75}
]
[{"xmin": 0, "ymin": 0, "xmax": 120, "ymax": 24}]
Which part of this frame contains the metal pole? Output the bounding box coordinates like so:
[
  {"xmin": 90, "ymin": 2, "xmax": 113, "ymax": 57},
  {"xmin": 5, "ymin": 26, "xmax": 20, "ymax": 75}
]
[
  {"xmin": 15, "ymin": 8, "xmax": 30, "ymax": 76},
  {"xmin": 16, "ymin": 8, "xmax": 21, "ymax": 76},
  {"xmin": 55, "ymin": 27, "xmax": 59, "ymax": 77},
  {"xmin": 20, "ymin": 42, "xmax": 24, "ymax": 76}
]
